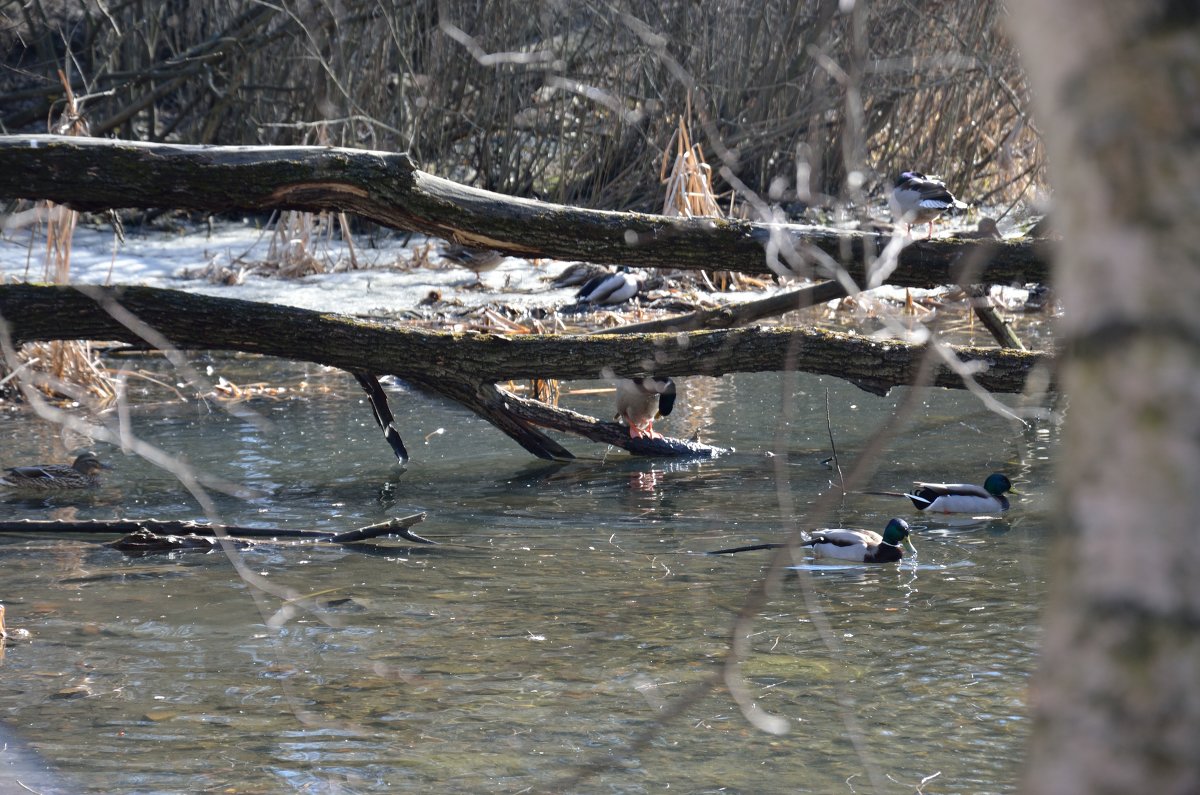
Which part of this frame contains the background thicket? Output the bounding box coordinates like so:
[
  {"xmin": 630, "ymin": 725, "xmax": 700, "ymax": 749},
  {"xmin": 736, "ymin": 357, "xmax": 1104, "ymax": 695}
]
[{"xmin": 1, "ymin": 0, "xmax": 1043, "ymax": 213}]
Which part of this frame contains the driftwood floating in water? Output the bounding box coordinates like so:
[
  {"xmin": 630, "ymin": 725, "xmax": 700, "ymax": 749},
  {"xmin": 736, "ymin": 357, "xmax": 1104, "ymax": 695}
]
[
  {"xmin": 0, "ymin": 513, "xmax": 433, "ymax": 554},
  {"xmin": 0, "ymin": 135, "xmax": 1052, "ymax": 287}
]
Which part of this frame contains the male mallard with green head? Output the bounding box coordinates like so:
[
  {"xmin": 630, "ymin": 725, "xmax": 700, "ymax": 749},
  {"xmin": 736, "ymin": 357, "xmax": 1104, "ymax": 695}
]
[
  {"xmin": 905, "ymin": 473, "xmax": 1014, "ymax": 514},
  {"xmin": 0, "ymin": 452, "xmax": 110, "ymax": 491},
  {"xmin": 801, "ymin": 518, "xmax": 916, "ymax": 562}
]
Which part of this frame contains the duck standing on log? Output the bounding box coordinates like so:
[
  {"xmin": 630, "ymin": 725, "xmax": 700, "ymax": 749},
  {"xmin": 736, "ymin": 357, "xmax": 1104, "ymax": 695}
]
[
  {"xmin": 889, "ymin": 171, "xmax": 968, "ymax": 239},
  {"xmin": 614, "ymin": 377, "xmax": 676, "ymax": 439}
]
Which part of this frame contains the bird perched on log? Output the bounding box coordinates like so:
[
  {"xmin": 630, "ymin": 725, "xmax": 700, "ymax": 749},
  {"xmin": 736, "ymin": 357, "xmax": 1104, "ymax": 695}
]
[
  {"xmin": 869, "ymin": 472, "xmax": 1015, "ymax": 514},
  {"xmin": 576, "ymin": 267, "xmax": 641, "ymax": 305},
  {"xmin": 889, "ymin": 171, "xmax": 968, "ymax": 239},
  {"xmin": 614, "ymin": 377, "xmax": 676, "ymax": 438},
  {"xmin": 440, "ymin": 244, "xmax": 505, "ymax": 286},
  {"xmin": 708, "ymin": 517, "xmax": 915, "ymax": 563},
  {"xmin": 0, "ymin": 451, "xmax": 110, "ymax": 491}
]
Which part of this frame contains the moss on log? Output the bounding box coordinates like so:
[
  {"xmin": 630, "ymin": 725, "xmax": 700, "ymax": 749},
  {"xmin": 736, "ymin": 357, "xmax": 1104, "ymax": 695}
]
[{"xmin": 0, "ymin": 284, "xmax": 1049, "ymax": 396}]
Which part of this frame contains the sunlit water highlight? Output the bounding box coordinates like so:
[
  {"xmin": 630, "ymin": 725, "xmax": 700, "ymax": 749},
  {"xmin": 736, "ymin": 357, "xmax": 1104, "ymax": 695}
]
[{"xmin": 0, "ymin": 361, "xmax": 1057, "ymax": 793}]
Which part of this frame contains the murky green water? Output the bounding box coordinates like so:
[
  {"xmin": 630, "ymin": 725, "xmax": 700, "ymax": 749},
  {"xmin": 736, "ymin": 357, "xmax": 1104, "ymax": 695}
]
[{"xmin": 0, "ymin": 359, "xmax": 1057, "ymax": 793}]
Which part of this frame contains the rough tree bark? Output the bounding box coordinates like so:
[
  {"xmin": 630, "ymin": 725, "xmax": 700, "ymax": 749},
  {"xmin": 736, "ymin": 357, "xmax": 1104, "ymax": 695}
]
[
  {"xmin": 0, "ymin": 284, "xmax": 1048, "ymax": 392},
  {"xmin": 0, "ymin": 135, "xmax": 1054, "ymax": 460},
  {"xmin": 0, "ymin": 284, "xmax": 1050, "ymax": 459},
  {"xmin": 1006, "ymin": 2, "xmax": 1200, "ymax": 793},
  {"xmin": 0, "ymin": 135, "xmax": 1052, "ymax": 287}
]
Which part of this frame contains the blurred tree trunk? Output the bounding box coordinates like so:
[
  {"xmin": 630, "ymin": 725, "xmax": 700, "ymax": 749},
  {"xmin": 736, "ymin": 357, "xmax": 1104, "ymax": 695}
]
[{"xmin": 1006, "ymin": 2, "xmax": 1200, "ymax": 793}]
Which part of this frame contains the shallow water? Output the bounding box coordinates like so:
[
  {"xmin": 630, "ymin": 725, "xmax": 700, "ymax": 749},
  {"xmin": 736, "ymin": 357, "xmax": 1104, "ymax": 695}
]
[{"xmin": 0, "ymin": 359, "xmax": 1057, "ymax": 793}]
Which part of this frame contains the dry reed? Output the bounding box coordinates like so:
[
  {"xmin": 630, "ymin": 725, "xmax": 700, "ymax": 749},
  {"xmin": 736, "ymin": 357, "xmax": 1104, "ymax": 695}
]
[
  {"xmin": 2, "ymin": 1, "xmax": 1043, "ymax": 214},
  {"xmin": 5, "ymin": 68, "xmax": 118, "ymax": 405}
]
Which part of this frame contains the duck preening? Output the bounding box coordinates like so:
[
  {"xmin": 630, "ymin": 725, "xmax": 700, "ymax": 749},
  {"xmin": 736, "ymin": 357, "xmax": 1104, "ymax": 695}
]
[
  {"xmin": 708, "ymin": 518, "xmax": 915, "ymax": 563},
  {"xmin": 551, "ymin": 262, "xmax": 611, "ymax": 288},
  {"xmin": 889, "ymin": 171, "xmax": 968, "ymax": 239},
  {"xmin": 614, "ymin": 377, "xmax": 676, "ymax": 439},
  {"xmin": 0, "ymin": 452, "xmax": 110, "ymax": 491},
  {"xmin": 576, "ymin": 268, "xmax": 641, "ymax": 305}
]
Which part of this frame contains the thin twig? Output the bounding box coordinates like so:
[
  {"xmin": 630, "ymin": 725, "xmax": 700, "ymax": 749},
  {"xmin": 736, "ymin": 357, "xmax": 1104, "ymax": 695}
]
[{"xmin": 825, "ymin": 388, "xmax": 845, "ymax": 497}]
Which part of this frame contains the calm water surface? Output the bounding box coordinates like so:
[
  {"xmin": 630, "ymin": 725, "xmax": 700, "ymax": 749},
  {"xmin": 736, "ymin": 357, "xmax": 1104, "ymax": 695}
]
[{"xmin": 0, "ymin": 359, "xmax": 1058, "ymax": 793}]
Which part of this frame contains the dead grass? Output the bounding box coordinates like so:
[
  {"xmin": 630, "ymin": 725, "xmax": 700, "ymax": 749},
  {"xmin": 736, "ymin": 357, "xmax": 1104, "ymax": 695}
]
[
  {"xmin": 661, "ymin": 110, "xmax": 724, "ymax": 218},
  {"xmin": 3, "ymin": 1, "xmax": 1043, "ymax": 212},
  {"xmin": 5, "ymin": 69, "xmax": 118, "ymax": 406}
]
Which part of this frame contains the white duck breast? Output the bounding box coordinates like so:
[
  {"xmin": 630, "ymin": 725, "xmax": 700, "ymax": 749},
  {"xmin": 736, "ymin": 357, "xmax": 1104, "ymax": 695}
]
[
  {"xmin": 803, "ymin": 528, "xmax": 884, "ymax": 560},
  {"xmin": 801, "ymin": 518, "xmax": 913, "ymax": 563},
  {"xmin": 614, "ymin": 377, "xmax": 676, "ymax": 438},
  {"xmin": 906, "ymin": 482, "xmax": 1009, "ymax": 513},
  {"xmin": 577, "ymin": 270, "xmax": 640, "ymax": 305}
]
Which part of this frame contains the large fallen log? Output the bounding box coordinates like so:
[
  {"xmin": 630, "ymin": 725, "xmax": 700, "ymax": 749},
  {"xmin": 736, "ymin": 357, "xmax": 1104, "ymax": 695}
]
[
  {"xmin": 0, "ymin": 284, "xmax": 1048, "ymax": 390},
  {"xmin": 0, "ymin": 284, "xmax": 1051, "ymax": 460},
  {"xmin": 0, "ymin": 135, "xmax": 1052, "ymax": 287}
]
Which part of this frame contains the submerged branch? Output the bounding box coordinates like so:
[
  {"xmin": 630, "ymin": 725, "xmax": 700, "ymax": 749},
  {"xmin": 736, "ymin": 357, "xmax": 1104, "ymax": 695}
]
[{"xmin": 0, "ymin": 513, "xmax": 430, "ymax": 546}]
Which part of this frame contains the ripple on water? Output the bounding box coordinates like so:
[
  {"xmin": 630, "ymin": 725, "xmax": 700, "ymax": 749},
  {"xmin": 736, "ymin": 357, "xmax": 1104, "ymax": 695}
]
[{"xmin": 0, "ymin": 366, "xmax": 1056, "ymax": 793}]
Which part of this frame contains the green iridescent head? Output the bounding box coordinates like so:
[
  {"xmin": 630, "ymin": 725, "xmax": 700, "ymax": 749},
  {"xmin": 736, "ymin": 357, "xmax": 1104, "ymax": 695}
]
[
  {"xmin": 984, "ymin": 473, "xmax": 1014, "ymax": 497},
  {"xmin": 881, "ymin": 517, "xmax": 914, "ymax": 552}
]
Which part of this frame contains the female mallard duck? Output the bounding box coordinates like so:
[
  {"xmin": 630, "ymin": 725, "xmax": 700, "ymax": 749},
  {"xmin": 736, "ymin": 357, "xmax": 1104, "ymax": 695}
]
[
  {"xmin": 802, "ymin": 518, "xmax": 915, "ymax": 563},
  {"xmin": 440, "ymin": 244, "xmax": 505, "ymax": 286},
  {"xmin": 905, "ymin": 472, "xmax": 1014, "ymax": 514},
  {"xmin": 0, "ymin": 452, "xmax": 109, "ymax": 491},
  {"xmin": 889, "ymin": 171, "xmax": 968, "ymax": 239},
  {"xmin": 614, "ymin": 377, "xmax": 676, "ymax": 439}
]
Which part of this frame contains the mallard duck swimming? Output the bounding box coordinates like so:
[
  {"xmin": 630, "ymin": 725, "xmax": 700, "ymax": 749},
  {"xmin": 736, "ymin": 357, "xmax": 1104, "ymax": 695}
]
[
  {"xmin": 0, "ymin": 452, "xmax": 109, "ymax": 491},
  {"xmin": 801, "ymin": 518, "xmax": 915, "ymax": 562},
  {"xmin": 614, "ymin": 377, "xmax": 676, "ymax": 439},
  {"xmin": 905, "ymin": 472, "xmax": 1014, "ymax": 514},
  {"xmin": 889, "ymin": 171, "xmax": 968, "ymax": 239},
  {"xmin": 707, "ymin": 517, "xmax": 915, "ymax": 561}
]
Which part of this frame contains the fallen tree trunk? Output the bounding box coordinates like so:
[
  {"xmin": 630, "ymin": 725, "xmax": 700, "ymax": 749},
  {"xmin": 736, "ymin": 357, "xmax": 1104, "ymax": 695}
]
[
  {"xmin": 0, "ymin": 135, "xmax": 1052, "ymax": 287},
  {"xmin": 0, "ymin": 284, "xmax": 1049, "ymax": 390},
  {"xmin": 0, "ymin": 284, "xmax": 1052, "ymax": 459}
]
